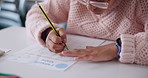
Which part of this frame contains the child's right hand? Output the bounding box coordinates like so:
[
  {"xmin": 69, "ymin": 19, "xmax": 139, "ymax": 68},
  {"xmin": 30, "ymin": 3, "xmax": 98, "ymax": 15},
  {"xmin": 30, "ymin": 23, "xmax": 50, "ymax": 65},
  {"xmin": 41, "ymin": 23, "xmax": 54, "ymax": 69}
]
[{"xmin": 45, "ymin": 27, "xmax": 67, "ymax": 53}]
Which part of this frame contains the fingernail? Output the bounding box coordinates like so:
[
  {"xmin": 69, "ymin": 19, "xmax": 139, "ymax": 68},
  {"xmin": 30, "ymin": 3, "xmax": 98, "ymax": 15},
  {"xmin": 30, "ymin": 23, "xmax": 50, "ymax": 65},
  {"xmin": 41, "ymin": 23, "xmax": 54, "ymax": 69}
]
[
  {"xmin": 61, "ymin": 51, "xmax": 68, "ymax": 54},
  {"xmin": 58, "ymin": 53, "xmax": 64, "ymax": 56}
]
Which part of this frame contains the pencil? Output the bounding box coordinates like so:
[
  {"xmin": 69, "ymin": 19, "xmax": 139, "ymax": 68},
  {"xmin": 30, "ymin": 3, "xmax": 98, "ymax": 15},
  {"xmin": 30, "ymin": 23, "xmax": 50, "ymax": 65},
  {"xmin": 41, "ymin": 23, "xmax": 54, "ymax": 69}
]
[{"xmin": 35, "ymin": 1, "xmax": 68, "ymax": 50}]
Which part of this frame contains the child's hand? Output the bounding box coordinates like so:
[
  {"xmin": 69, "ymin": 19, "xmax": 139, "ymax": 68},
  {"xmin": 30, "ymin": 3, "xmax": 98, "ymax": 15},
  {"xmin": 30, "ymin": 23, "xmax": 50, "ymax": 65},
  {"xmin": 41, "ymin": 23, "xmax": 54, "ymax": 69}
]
[
  {"xmin": 59, "ymin": 43, "xmax": 118, "ymax": 62},
  {"xmin": 45, "ymin": 27, "xmax": 67, "ymax": 53}
]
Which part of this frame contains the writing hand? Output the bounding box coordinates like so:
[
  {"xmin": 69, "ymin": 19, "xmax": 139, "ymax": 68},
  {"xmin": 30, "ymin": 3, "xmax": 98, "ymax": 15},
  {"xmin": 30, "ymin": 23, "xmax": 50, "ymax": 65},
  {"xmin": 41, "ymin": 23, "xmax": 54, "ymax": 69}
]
[{"xmin": 46, "ymin": 27, "xmax": 67, "ymax": 53}]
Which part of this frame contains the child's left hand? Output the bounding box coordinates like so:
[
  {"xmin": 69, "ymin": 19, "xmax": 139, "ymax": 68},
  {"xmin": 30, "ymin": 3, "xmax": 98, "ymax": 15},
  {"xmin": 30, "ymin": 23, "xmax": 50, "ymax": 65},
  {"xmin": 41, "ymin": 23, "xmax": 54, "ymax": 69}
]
[{"xmin": 59, "ymin": 43, "xmax": 118, "ymax": 62}]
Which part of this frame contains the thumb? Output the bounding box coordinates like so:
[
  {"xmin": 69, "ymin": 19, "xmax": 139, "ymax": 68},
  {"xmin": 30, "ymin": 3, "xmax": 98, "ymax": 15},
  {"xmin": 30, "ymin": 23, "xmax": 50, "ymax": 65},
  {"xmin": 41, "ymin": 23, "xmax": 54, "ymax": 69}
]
[{"xmin": 57, "ymin": 27, "xmax": 67, "ymax": 43}]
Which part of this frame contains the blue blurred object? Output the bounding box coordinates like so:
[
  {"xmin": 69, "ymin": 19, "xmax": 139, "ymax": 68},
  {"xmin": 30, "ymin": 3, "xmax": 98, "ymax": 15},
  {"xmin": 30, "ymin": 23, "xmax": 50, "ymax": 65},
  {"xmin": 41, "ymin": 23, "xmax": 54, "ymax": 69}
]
[
  {"xmin": 0, "ymin": 0, "xmax": 26, "ymax": 29},
  {"xmin": 0, "ymin": 0, "xmax": 62, "ymax": 30},
  {"xmin": 59, "ymin": 23, "xmax": 67, "ymax": 30}
]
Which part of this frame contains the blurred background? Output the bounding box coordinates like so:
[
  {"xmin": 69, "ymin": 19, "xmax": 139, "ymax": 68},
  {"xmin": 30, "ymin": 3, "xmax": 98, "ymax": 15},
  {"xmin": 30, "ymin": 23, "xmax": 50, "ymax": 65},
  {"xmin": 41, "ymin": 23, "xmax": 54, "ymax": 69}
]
[{"xmin": 0, "ymin": 0, "xmax": 43, "ymax": 29}]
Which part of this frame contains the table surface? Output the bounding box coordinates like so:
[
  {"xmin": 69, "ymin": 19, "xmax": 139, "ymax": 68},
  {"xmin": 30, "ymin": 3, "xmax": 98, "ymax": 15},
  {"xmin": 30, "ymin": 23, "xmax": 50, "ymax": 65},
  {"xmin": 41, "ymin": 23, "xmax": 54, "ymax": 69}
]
[{"xmin": 0, "ymin": 27, "xmax": 148, "ymax": 78}]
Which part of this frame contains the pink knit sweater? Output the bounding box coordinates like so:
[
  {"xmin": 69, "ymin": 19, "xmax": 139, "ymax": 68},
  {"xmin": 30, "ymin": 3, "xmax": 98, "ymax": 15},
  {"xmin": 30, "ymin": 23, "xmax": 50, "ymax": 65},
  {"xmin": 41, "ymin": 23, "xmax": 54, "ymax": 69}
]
[{"xmin": 26, "ymin": 0, "xmax": 148, "ymax": 65}]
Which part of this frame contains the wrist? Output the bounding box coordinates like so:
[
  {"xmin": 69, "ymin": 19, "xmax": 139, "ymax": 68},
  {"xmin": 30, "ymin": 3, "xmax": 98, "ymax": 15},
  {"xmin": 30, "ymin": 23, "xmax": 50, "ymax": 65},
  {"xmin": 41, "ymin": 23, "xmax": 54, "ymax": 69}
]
[
  {"xmin": 108, "ymin": 43, "xmax": 118, "ymax": 58},
  {"xmin": 112, "ymin": 43, "xmax": 118, "ymax": 58}
]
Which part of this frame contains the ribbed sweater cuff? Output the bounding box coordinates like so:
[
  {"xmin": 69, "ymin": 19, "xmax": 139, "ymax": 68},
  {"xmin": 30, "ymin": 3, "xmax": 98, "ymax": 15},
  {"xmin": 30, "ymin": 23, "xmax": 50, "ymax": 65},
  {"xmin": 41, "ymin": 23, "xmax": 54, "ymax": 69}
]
[
  {"xmin": 119, "ymin": 34, "xmax": 136, "ymax": 64},
  {"xmin": 34, "ymin": 23, "xmax": 50, "ymax": 46}
]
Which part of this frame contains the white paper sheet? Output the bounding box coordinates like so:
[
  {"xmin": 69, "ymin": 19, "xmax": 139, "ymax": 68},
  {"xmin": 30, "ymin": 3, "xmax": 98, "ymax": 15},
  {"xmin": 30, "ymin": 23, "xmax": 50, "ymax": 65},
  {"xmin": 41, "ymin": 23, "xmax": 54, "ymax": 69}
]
[
  {"xmin": 4, "ymin": 34, "xmax": 113, "ymax": 71},
  {"xmin": 0, "ymin": 48, "xmax": 11, "ymax": 53}
]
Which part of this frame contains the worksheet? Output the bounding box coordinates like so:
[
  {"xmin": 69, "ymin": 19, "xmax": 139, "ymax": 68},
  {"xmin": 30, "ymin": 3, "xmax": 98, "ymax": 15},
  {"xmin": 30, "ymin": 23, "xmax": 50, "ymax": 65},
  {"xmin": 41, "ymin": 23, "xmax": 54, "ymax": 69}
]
[
  {"xmin": 0, "ymin": 48, "xmax": 11, "ymax": 53},
  {"xmin": 4, "ymin": 34, "xmax": 113, "ymax": 71}
]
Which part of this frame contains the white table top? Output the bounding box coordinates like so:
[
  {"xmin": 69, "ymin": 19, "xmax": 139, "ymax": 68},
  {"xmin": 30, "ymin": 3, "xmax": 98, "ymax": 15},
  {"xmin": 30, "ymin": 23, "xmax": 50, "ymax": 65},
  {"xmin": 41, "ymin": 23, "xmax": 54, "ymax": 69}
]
[{"xmin": 0, "ymin": 27, "xmax": 148, "ymax": 78}]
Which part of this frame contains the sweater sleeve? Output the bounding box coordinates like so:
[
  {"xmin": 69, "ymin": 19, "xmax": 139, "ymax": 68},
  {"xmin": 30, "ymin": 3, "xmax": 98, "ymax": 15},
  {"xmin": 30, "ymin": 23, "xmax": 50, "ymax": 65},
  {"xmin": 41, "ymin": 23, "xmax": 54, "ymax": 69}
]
[
  {"xmin": 25, "ymin": 0, "xmax": 70, "ymax": 46},
  {"xmin": 119, "ymin": 0, "xmax": 148, "ymax": 65}
]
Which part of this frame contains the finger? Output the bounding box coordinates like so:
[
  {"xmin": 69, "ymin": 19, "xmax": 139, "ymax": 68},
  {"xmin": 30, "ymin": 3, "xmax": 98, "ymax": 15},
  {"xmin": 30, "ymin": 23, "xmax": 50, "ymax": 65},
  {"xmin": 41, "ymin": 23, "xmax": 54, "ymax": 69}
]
[
  {"xmin": 51, "ymin": 45, "xmax": 63, "ymax": 53},
  {"xmin": 53, "ymin": 44, "xmax": 65, "ymax": 53},
  {"xmin": 57, "ymin": 28, "xmax": 67, "ymax": 43},
  {"xmin": 47, "ymin": 43, "xmax": 64, "ymax": 53},
  {"xmin": 86, "ymin": 46, "xmax": 96, "ymax": 49},
  {"xmin": 47, "ymin": 30, "xmax": 62, "ymax": 43},
  {"xmin": 46, "ymin": 39, "xmax": 64, "ymax": 53},
  {"xmin": 60, "ymin": 49, "xmax": 91, "ymax": 56},
  {"xmin": 74, "ymin": 55, "xmax": 92, "ymax": 61}
]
